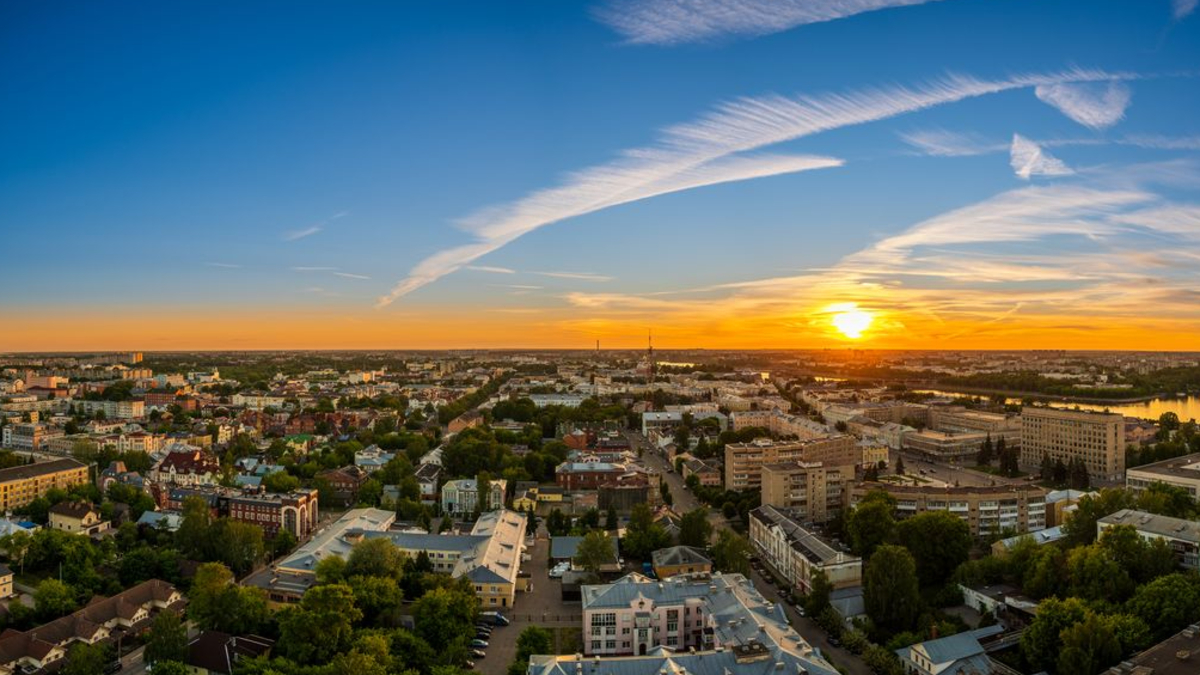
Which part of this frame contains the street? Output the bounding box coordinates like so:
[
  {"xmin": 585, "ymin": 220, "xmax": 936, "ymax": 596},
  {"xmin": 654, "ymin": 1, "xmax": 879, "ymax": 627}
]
[{"xmin": 888, "ymin": 448, "xmax": 1025, "ymax": 488}]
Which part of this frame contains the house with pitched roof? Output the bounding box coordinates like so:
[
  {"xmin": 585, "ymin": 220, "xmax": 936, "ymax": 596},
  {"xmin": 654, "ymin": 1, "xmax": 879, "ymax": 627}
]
[{"xmin": 895, "ymin": 625, "xmax": 1004, "ymax": 675}]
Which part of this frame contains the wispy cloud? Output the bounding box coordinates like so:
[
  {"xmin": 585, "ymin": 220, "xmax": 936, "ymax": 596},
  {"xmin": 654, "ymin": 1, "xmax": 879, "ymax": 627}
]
[
  {"xmin": 899, "ymin": 129, "xmax": 1004, "ymax": 157},
  {"xmin": 291, "ymin": 266, "xmax": 338, "ymax": 272},
  {"xmin": 333, "ymin": 272, "xmax": 371, "ymax": 280},
  {"xmin": 466, "ymin": 265, "xmax": 517, "ymax": 274},
  {"xmin": 205, "ymin": 262, "xmax": 242, "ymax": 269},
  {"xmin": 594, "ymin": 0, "xmax": 950, "ymax": 45},
  {"xmin": 378, "ymin": 67, "xmax": 1132, "ymax": 307},
  {"xmin": 282, "ymin": 211, "xmax": 348, "ymax": 242},
  {"xmin": 1174, "ymin": 0, "xmax": 1198, "ymax": 19},
  {"xmin": 1035, "ymin": 81, "xmax": 1132, "ymax": 130},
  {"xmin": 533, "ymin": 271, "xmax": 614, "ymax": 282},
  {"xmin": 490, "ymin": 284, "xmax": 544, "ymax": 290},
  {"xmin": 1010, "ymin": 134, "xmax": 1074, "ymax": 180}
]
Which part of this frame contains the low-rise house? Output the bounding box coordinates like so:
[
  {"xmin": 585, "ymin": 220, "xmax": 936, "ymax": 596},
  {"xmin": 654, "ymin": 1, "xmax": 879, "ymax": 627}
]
[
  {"xmin": 49, "ymin": 501, "xmax": 108, "ymax": 536},
  {"xmin": 315, "ymin": 465, "xmax": 370, "ymax": 507},
  {"xmin": 1098, "ymin": 509, "xmax": 1200, "ymax": 571},
  {"xmin": 185, "ymin": 631, "xmax": 274, "ymax": 675},
  {"xmin": 441, "ymin": 478, "xmax": 507, "ymax": 516},
  {"xmin": 354, "ymin": 445, "xmax": 396, "ymax": 473},
  {"xmin": 650, "ymin": 546, "xmax": 712, "ymax": 579},
  {"xmin": 148, "ymin": 444, "xmax": 221, "ymax": 489},
  {"xmin": 894, "ymin": 625, "xmax": 1004, "ymax": 675},
  {"xmin": 0, "ymin": 564, "xmax": 12, "ymax": 599},
  {"xmin": 415, "ymin": 462, "xmax": 441, "ymax": 504},
  {"xmin": 551, "ymin": 535, "xmax": 620, "ymax": 573}
]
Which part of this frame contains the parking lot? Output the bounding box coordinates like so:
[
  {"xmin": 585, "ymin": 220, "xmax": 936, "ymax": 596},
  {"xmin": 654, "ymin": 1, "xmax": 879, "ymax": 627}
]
[{"xmin": 478, "ymin": 531, "xmax": 582, "ymax": 675}]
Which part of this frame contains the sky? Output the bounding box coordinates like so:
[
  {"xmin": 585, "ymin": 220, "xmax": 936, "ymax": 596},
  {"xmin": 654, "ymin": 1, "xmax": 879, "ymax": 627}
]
[{"xmin": 2, "ymin": 0, "xmax": 1199, "ymax": 351}]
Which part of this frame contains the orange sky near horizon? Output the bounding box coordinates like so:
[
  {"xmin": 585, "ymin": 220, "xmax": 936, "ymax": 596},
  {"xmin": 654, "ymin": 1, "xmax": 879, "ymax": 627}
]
[{"xmin": 2, "ymin": 304, "xmax": 1198, "ymax": 352}]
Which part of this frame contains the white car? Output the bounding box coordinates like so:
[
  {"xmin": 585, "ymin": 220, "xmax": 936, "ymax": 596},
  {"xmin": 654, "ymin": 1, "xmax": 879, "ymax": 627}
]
[{"xmin": 549, "ymin": 562, "xmax": 571, "ymax": 578}]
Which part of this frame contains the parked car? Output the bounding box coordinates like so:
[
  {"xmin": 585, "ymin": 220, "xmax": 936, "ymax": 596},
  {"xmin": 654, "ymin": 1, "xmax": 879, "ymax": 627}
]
[
  {"xmin": 471, "ymin": 639, "xmax": 489, "ymax": 648},
  {"xmin": 480, "ymin": 611, "xmax": 510, "ymax": 626},
  {"xmin": 472, "ymin": 650, "xmax": 487, "ymax": 659},
  {"xmin": 549, "ymin": 561, "xmax": 571, "ymax": 578}
]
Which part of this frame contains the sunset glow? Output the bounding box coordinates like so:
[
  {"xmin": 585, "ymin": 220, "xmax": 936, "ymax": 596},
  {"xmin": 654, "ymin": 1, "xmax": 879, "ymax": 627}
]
[{"xmin": 830, "ymin": 306, "xmax": 874, "ymax": 340}]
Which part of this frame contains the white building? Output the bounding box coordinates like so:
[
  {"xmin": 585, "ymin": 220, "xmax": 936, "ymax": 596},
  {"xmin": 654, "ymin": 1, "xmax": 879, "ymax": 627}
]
[{"xmin": 441, "ymin": 478, "xmax": 508, "ymax": 516}]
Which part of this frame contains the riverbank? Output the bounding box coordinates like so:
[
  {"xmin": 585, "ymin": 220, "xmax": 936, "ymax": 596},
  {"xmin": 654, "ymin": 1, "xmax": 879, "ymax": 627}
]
[{"xmin": 908, "ymin": 383, "xmax": 1166, "ymax": 405}]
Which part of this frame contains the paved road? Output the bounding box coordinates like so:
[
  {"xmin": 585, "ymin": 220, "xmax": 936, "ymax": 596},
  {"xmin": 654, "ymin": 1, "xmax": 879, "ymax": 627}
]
[
  {"xmin": 625, "ymin": 432, "xmax": 728, "ymax": 534},
  {"xmin": 888, "ymin": 449, "xmax": 1025, "ymax": 489}
]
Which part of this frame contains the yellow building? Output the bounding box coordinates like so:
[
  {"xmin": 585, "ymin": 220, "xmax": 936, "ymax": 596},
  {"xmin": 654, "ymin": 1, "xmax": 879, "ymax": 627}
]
[
  {"xmin": 1021, "ymin": 407, "xmax": 1124, "ymax": 481},
  {"xmin": 651, "ymin": 546, "xmax": 713, "ymax": 579},
  {"xmin": 49, "ymin": 501, "xmax": 108, "ymax": 535},
  {"xmin": 0, "ymin": 459, "xmax": 89, "ymax": 512},
  {"xmin": 724, "ymin": 435, "xmax": 857, "ymax": 491},
  {"xmin": 0, "ymin": 564, "xmax": 12, "ymax": 599},
  {"xmin": 760, "ymin": 460, "xmax": 855, "ymax": 524}
]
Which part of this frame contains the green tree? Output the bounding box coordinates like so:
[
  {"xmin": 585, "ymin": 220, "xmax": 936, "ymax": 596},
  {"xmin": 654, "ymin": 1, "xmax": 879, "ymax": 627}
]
[
  {"xmin": 1063, "ymin": 488, "xmax": 1135, "ymax": 547},
  {"xmin": 508, "ymin": 624, "xmax": 554, "ymax": 675},
  {"xmin": 574, "ymin": 531, "xmax": 615, "ymax": 578},
  {"xmin": 1021, "ymin": 596, "xmax": 1088, "ymax": 672},
  {"xmin": 1127, "ymin": 573, "xmax": 1200, "ymax": 640},
  {"xmin": 346, "ymin": 537, "xmax": 403, "ymax": 578},
  {"xmin": 622, "ymin": 502, "xmax": 672, "ymax": 559},
  {"xmin": 145, "ymin": 662, "xmax": 188, "ymax": 675},
  {"xmin": 1022, "ymin": 545, "xmax": 1067, "ymax": 600},
  {"xmin": 61, "ymin": 642, "xmax": 112, "ymax": 675},
  {"xmin": 278, "ymin": 583, "xmax": 362, "ymax": 664},
  {"xmin": 1057, "ymin": 613, "xmax": 1123, "ymax": 675},
  {"xmin": 144, "ymin": 610, "xmax": 189, "ymax": 666},
  {"xmin": 896, "ymin": 511, "xmax": 970, "ymax": 588},
  {"xmin": 864, "ymin": 545, "xmax": 921, "ymax": 633},
  {"xmin": 605, "ymin": 506, "xmax": 619, "ymax": 531},
  {"xmin": 805, "ymin": 569, "xmax": 833, "ymax": 617},
  {"xmin": 1066, "ymin": 544, "xmax": 1133, "ymax": 602},
  {"xmin": 188, "ymin": 563, "xmax": 270, "ymax": 634},
  {"xmin": 262, "ymin": 470, "xmax": 301, "ymax": 493},
  {"xmin": 847, "ymin": 498, "xmax": 896, "ymax": 558},
  {"xmin": 34, "ymin": 578, "xmax": 77, "ymax": 621},
  {"xmin": 176, "ymin": 495, "xmax": 213, "ymax": 558},
  {"xmin": 347, "ymin": 574, "xmax": 405, "ymax": 626},
  {"xmin": 0, "ymin": 530, "xmax": 31, "ymax": 574},
  {"xmin": 411, "ymin": 585, "xmax": 480, "ymax": 660},
  {"xmin": 678, "ymin": 508, "xmax": 713, "ymax": 548},
  {"xmin": 710, "ymin": 529, "xmax": 752, "ymax": 575},
  {"xmin": 315, "ymin": 555, "xmax": 348, "ymax": 584}
]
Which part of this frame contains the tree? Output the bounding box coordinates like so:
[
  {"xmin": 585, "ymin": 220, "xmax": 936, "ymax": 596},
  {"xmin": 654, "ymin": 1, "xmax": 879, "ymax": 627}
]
[
  {"xmin": 895, "ymin": 456, "xmax": 905, "ymax": 475},
  {"xmin": 176, "ymin": 495, "xmax": 213, "ymax": 559},
  {"xmin": 347, "ymin": 574, "xmax": 405, "ymax": 626},
  {"xmin": 188, "ymin": 563, "xmax": 270, "ymax": 635},
  {"xmin": 847, "ymin": 497, "xmax": 896, "ymax": 558},
  {"xmin": 34, "ymin": 578, "xmax": 77, "ymax": 621},
  {"xmin": 0, "ymin": 530, "xmax": 32, "ymax": 574},
  {"xmin": 1067, "ymin": 543, "xmax": 1133, "ymax": 602},
  {"xmin": 546, "ymin": 509, "xmax": 571, "ymax": 537},
  {"xmin": 411, "ymin": 585, "xmax": 479, "ymax": 658},
  {"xmin": 1021, "ymin": 597, "xmax": 1087, "ymax": 672},
  {"xmin": 1039, "ymin": 452, "xmax": 1054, "ymax": 482},
  {"xmin": 315, "ymin": 555, "xmax": 347, "ymax": 584},
  {"xmin": 1022, "ymin": 545, "xmax": 1067, "ymax": 600},
  {"xmin": 145, "ymin": 662, "xmax": 188, "ymax": 675},
  {"xmin": 605, "ymin": 506, "xmax": 619, "ymax": 531},
  {"xmin": 1127, "ymin": 573, "xmax": 1200, "ymax": 641},
  {"xmin": 805, "ymin": 569, "xmax": 832, "ymax": 617},
  {"xmin": 1063, "ymin": 488, "xmax": 1135, "ymax": 547},
  {"xmin": 977, "ymin": 435, "xmax": 993, "ymax": 467},
  {"xmin": 346, "ymin": 537, "xmax": 403, "ymax": 578},
  {"xmin": 896, "ymin": 511, "xmax": 970, "ymax": 588},
  {"xmin": 144, "ymin": 610, "xmax": 189, "ymax": 665},
  {"xmin": 864, "ymin": 545, "xmax": 921, "ymax": 632},
  {"xmin": 678, "ymin": 508, "xmax": 713, "ymax": 548},
  {"xmin": 262, "ymin": 470, "xmax": 301, "ymax": 493},
  {"xmin": 574, "ymin": 531, "xmax": 615, "ymax": 578},
  {"xmin": 278, "ymin": 583, "xmax": 362, "ymax": 664},
  {"xmin": 209, "ymin": 519, "xmax": 266, "ymax": 575},
  {"xmin": 622, "ymin": 503, "xmax": 672, "ymax": 559},
  {"xmin": 514, "ymin": 625, "xmax": 553, "ymax": 663},
  {"xmin": 710, "ymin": 530, "xmax": 752, "ymax": 575},
  {"xmin": 1057, "ymin": 613, "xmax": 1123, "ymax": 675}
]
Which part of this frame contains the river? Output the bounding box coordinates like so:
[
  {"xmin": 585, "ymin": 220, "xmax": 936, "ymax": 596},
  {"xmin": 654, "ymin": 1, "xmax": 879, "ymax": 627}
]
[{"xmin": 915, "ymin": 389, "xmax": 1200, "ymax": 422}]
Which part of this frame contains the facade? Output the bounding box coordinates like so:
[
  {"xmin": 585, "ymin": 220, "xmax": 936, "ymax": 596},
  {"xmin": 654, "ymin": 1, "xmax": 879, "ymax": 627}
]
[
  {"xmin": 441, "ymin": 478, "xmax": 507, "ymax": 516},
  {"xmin": 48, "ymin": 501, "xmax": 108, "ymax": 535},
  {"xmin": 556, "ymin": 460, "xmax": 634, "ymax": 491},
  {"xmin": 415, "ymin": 462, "xmax": 441, "ymax": 504},
  {"xmin": 0, "ymin": 458, "xmax": 89, "ymax": 512},
  {"xmin": 1, "ymin": 423, "xmax": 62, "ymax": 451},
  {"xmin": 901, "ymin": 429, "xmax": 997, "ymax": 460},
  {"xmin": 1020, "ymin": 407, "xmax": 1125, "ymax": 481},
  {"xmin": 850, "ymin": 481, "xmax": 1049, "ymax": 538},
  {"xmin": 167, "ymin": 486, "xmax": 320, "ymax": 539},
  {"xmin": 895, "ymin": 625, "xmax": 1004, "ymax": 675},
  {"xmin": 149, "ymin": 445, "xmax": 221, "ymax": 488},
  {"xmin": 74, "ymin": 399, "xmax": 145, "ymax": 419},
  {"xmin": 0, "ymin": 564, "xmax": 11, "ymax": 599},
  {"xmin": 724, "ymin": 435, "xmax": 857, "ymax": 491},
  {"xmin": 1126, "ymin": 452, "xmax": 1200, "ymax": 500},
  {"xmin": 315, "ymin": 465, "xmax": 370, "ymax": 506},
  {"xmin": 577, "ymin": 571, "xmax": 836, "ymax": 675},
  {"xmin": 680, "ymin": 458, "xmax": 721, "ymax": 487},
  {"xmin": 1098, "ymin": 509, "xmax": 1200, "ymax": 571},
  {"xmin": 640, "ymin": 411, "xmax": 682, "ymax": 436},
  {"xmin": 760, "ymin": 460, "xmax": 855, "ymax": 523},
  {"xmin": 749, "ymin": 505, "xmax": 862, "ymax": 593},
  {"xmin": 729, "ymin": 409, "xmax": 829, "ymax": 439}
]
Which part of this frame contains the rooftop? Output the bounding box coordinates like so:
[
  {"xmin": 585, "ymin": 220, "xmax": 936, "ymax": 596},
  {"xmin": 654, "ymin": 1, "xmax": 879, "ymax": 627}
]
[{"xmin": 1099, "ymin": 509, "xmax": 1200, "ymax": 544}]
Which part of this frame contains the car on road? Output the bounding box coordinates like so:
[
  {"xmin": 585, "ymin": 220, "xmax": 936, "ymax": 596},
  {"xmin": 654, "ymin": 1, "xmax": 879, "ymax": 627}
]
[
  {"xmin": 549, "ymin": 561, "xmax": 571, "ymax": 578},
  {"xmin": 476, "ymin": 630, "xmax": 491, "ymax": 640},
  {"xmin": 473, "ymin": 649, "xmax": 487, "ymax": 659},
  {"xmin": 471, "ymin": 639, "xmax": 489, "ymax": 648}
]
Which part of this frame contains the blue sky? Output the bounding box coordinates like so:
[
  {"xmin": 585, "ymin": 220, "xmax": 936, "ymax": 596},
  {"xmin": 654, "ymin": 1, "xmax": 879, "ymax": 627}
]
[{"xmin": 2, "ymin": 0, "xmax": 1199, "ymax": 349}]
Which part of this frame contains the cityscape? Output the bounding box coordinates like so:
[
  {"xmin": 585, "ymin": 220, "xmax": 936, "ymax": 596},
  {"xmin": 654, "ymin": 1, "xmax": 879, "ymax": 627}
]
[{"xmin": 2, "ymin": 3, "xmax": 1200, "ymax": 675}]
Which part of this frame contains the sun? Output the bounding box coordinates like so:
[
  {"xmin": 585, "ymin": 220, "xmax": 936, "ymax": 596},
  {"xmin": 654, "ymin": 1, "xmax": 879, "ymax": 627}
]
[{"xmin": 829, "ymin": 305, "xmax": 874, "ymax": 339}]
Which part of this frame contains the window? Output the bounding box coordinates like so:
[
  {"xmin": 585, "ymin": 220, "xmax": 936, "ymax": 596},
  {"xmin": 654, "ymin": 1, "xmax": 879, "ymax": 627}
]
[{"xmin": 591, "ymin": 641, "xmax": 601, "ymax": 651}]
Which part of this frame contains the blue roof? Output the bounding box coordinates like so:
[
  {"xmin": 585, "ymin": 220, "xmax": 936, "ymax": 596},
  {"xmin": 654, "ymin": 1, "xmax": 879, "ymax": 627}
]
[
  {"xmin": 550, "ymin": 536, "xmax": 583, "ymax": 559},
  {"xmin": 900, "ymin": 625, "xmax": 1004, "ymax": 665}
]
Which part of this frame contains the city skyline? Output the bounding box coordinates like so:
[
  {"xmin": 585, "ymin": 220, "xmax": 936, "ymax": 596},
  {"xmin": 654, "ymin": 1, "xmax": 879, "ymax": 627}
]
[{"xmin": 3, "ymin": 0, "xmax": 1200, "ymax": 350}]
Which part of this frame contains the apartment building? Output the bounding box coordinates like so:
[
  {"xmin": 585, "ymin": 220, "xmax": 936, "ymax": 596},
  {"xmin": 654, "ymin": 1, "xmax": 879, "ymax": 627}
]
[
  {"xmin": 729, "ymin": 409, "xmax": 828, "ymax": 439},
  {"xmin": 901, "ymin": 429, "xmax": 996, "ymax": 461},
  {"xmin": 749, "ymin": 505, "xmax": 862, "ymax": 593},
  {"xmin": 1020, "ymin": 407, "xmax": 1124, "ymax": 481},
  {"xmin": 928, "ymin": 406, "xmax": 1021, "ymax": 440},
  {"xmin": 1098, "ymin": 509, "xmax": 1200, "ymax": 571},
  {"xmin": 849, "ymin": 481, "xmax": 1048, "ymax": 538},
  {"xmin": 75, "ymin": 399, "xmax": 145, "ymax": 420},
  {"xmin": 724, "ymin": 435, "xmax": 857, "ymax": 491},
  {"xmin": 1126, "ymin": 452, "xmax": 1200, "ymax": 500},
  {"xmin": 1, "ymin": 423, "xmax": 62, "ymax": 451},
  {"xmin": 148, "ymin": 445, "xmax": 221, "ymax": 489},
  {"xmin": 760, "ymin": 460, "xmax": 855, "ymax": 523},
  {"xmin": 0, "ymin": 459, "xmax": 90, "ymax": 512},
  {"xmin": 579, "ymin": 571, "xmax": 835, "ymax": 675},
  {"xmin": 555, "ymin": 460, "xmax": 633, "ymax": 490}
]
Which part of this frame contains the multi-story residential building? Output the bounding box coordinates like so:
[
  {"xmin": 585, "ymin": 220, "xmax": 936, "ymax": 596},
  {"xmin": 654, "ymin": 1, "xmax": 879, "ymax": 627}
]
[
  {"xmin": 849, "ymin": 481, "xmax": 1049, "ymax": 538},
  {"xmin": 75, "ymin": 399, "xmax": 145, "ymax": 420},
  {"xmin": 0, "ymin": 459, "xmax": 90, "ymax": 512},
  {"xmin": 928, "ymin": 406, "xmax": 1021, "ymax": 440},
  {"xmin": 1098, "ymin": 509, "xmax": 1200, "ymax": 571},
  {"xmin": 641, "ymin": 411, "xmax": 682, "ymax": 436},
  {"xmin": 447, "ymin": 410, "xmax": 484, "ymax": 434},
  {"xmin": 1126, "ymin": 452, "xmax": 1200, "ymax": 500},
  {"xmin": 1, "ymin": 423, "xmax": 62, "ymax": 451},
  {"xmin": 576, "ymin": 571, "xmax": 836, "ymax": 675},
  {"xmin": 415, "ymin": 462, "xmax": 441, "ymax": 504},
  {"xmin": 724, "ymin": 435, "xmax": 857, "ymax": 491},
  {"xmin": 1021, "ymin": 407, "xmax": 1125, "ymax": 481},
  {"xmin": 441, "ymin": 478, "xmax": 507, "ymax": 516},
  {"xmin": 759, "ymin": 460, "xmax": 854, "ymax": 523},
  {"xmin": 555, "ymin": 460, "xmax": 634, "ymax": 491},
  {"xmin": 167, "ymin": 486, "xmax": 320, "ymax": 539},
  {"xmin": 749, "ymin": 505, "xmax": 862, "ymax": 593},
  {"xmin": 901, "ymin": 429, "xmax": 997, "ymax": 461},
  {"xmin": 231, "ymin": 393, "xmax": 288, "ymax": 410},
  {"xmin": 315, "ymin": 465, "xmax": 370, "ymax": 506},
  {"xmin": 729, "ymin": 409, "xmax": 828, "ymax": 439}
]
